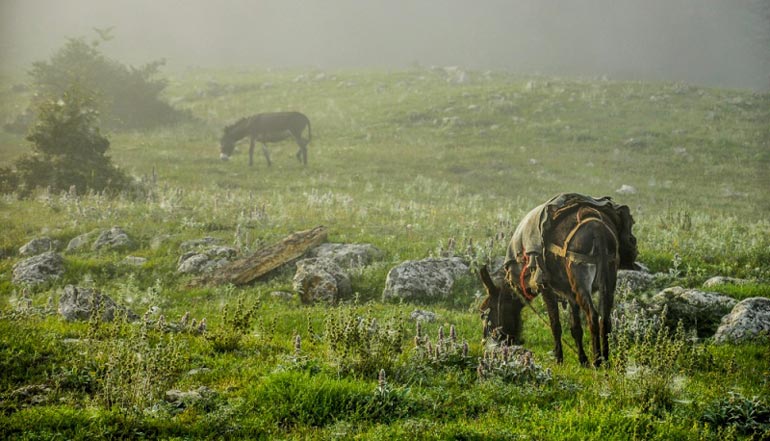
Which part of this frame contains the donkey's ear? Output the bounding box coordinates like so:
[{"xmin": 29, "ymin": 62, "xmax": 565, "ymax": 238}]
[{"xmin": 478, "ymin": 265, "xmax": 499, "ymax": 299}]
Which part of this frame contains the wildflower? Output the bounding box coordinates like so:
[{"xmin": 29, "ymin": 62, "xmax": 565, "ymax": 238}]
[
  {"xmin": 378, "ymin": 368, "xmax": 387, "ymax": 391},
  {"xmin": 179, "ymin": 311, "xmax": 190, "ymax": 327}
]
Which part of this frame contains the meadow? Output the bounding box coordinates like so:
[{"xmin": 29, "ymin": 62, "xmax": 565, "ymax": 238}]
[{"xmin": 0, "ymin": 67, "xmax": 769, "ymax": 439}]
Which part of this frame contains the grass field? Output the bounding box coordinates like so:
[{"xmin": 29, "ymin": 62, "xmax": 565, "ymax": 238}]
[{"xmin": 1, "ymin": 67, "xmax": 769, "ymax": 439}]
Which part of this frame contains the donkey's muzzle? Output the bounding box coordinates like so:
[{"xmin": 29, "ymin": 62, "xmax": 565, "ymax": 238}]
[{"xmin": 219, "ymin": 153, "xmax": 230, "ymax": 161}]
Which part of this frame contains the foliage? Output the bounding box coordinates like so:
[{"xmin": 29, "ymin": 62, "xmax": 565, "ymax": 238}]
[
  {"xmin": 324, "ymin": 304, "xmax": 407, "ymax": 377},
  {"xmin": 610, "ymin": 306, "xmax": 689, "ymax": 415},
  {"xmin": 25, "ymin": 37, "xmax": 192, "ymax": 131},
  {"xmin": 701, "ymin": 392, "xmax": 770, "ymax": 437},
  {"xmin": 2, "ymin": 84, "xmax": 131, "ymax": 196},
  {"xmin": 204, "ymin": 291, "xmax": 260, "ymax": 352}
]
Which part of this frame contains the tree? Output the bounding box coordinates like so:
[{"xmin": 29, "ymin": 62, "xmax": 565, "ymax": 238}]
[
  {"xmin": 1, "ymin": 84, "xmax": 130, "ymax": 196},
  {"xmin": 26, "ymin": 35, "xmax": 191, "ymax": 131}
]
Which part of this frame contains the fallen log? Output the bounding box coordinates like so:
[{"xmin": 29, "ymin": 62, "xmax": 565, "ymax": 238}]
[{"xmin": 195, "ymin": 226, "xmax": 327, "ymax": 286}]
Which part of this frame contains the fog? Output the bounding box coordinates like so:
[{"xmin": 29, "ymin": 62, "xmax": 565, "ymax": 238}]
[{"xmin": 1, "ymin": 0, "xmax": 768, "ymax": 90}]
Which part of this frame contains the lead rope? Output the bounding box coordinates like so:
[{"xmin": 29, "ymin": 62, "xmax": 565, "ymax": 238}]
[{"xmin": 507, "ymin": 269, "xmax": 580, "ymax": 360}]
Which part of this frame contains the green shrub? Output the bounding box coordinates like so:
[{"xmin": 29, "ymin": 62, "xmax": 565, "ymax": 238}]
[
  {"xmin": 26, "ymin": 37, "xmax": 192, "ymax": 131},
  {"xmin": 5, "ymin": 84, "xmax": 131, "ymax": 196},
  {"xmin": 323, "ymin": 305, "xmax": 406, "ymax": 377},
  {"xmin": 610, "ymin": 306, "xmax": 689, "ymax": 414},
  {"xmin": 701, "ymin": 392, "xmax": 770, "ymax": 437},
  {"xmin": 205, "ymin": 292, "xmax": 260, "ymax": 353}
]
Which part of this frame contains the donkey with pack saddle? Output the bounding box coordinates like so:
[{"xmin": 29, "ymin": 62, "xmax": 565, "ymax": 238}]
[
  {"xmin": 219, "ymin": 112, "xmax": 311, "ymax": 167},
  {"xmin": 479, "ymin": 193, "xmax": 638, "ymax": 367}
]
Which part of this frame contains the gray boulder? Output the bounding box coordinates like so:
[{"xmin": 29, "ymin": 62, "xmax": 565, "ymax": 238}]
[
  {"xmin": 177, "ymin": 246, "xmax": 237, "ymax": 274},
  {"xmin": 714, "ymin": 297, "xmax": 770, "ymax": 344},
  {"xmin": 650, "ymin": 286, "xmax": 737, "ymax": 337},
  {"xmin": 12, "ymin": 251, "xmax": 65, "ymax": 286},
  {"xmin": 66, "ymin": 230, "xmax": 100, "ymax": 253},
  {"xmin": 616, "ymin": 270, "xmax": 666, "ymax": 294},
  {"xmin": 92, "ymin": 226, "xmax": 132, "ymax": 251},
  {"xmin": 165, "ymin": 386, "xmax": 216, "ymax": 408},
  {"xmin": 122, "ymin": 256, "xmax": 147, "ymax": 266},
  {"xmin": 270, "ymin": 291, "xmax": 296, "ymax": 302},
  {"xmin": 293, "ymin": 257, "xmax": 352, "ymax": 304},
  {"xmin": 410, "ymin": 309, "xmax": 438, "ymax": 322},
  {"xmin": 58, "ymin": 285, "xmax": 138, "ymax": 322},
  {"xmin": 19, "ymin": 237, "xmax": 59, "ymax": 256},
  {"xmin": 382, "ymin": 257, "xmax": 469, "ymax": 302},
  {"xmin": 307, "ymin": 243, "xmax": 384, "ymax": 269},
  {"xmin": 703, "ymin": 276, "xmax": 750, "ymax": 289}
]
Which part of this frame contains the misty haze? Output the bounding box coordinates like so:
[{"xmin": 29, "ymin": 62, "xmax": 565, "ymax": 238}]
[{"xmin": 2, "ymin": 0, "xmax": 768, "ymax": 90}]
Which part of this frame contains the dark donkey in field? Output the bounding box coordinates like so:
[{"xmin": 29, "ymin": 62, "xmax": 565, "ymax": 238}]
[
  {"xmin": 479, "ymin": 193, "xmax": 638, "ymax": 367},
  {"xmin": 219, "ymin": 112, "xmax": 311, "ymax": 166}
]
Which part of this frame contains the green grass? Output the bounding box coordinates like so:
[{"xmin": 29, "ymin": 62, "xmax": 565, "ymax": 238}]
[{"xmin": 0, "ymin": 67, "xmax": 769, "ymax": 439}]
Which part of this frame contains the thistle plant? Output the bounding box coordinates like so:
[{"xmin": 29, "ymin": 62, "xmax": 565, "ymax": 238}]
[
  {"xmin": 205, "ymin": 293, "xmax": 260, "ymax": 352},
  {"xmin": 609, "ymin": 305, "xmax": 689, "ymax": 414},
  {"xmin": 411, "ymin": 323, "xmax": 473, "ymax": 370},
  {"xmin": 476, "ymin": 343, "xmax": 552, "ymax": 384},
  {"xmin": 324, "ymin": 305, "xmax": 406, "ymax": 376}
]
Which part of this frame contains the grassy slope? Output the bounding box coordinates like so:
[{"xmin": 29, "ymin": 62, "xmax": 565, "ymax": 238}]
[{"xmin": 0, "ymin": 68, "xmax": 769, "ymax": 439}]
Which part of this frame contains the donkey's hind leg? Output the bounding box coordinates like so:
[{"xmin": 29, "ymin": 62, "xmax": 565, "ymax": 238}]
[
  {"xmin": 568, "ymin": 301, "xmax": 589, "ymax": 366},
  {"xmin": 569, "ymin": 262, "xmax": 603, "ymax": 367},
  {"xmin": 293, "ymin": 133, "xmax": 308, "ymax": 165},
  {"xmin": 261, "ymin": 143, "xmax": 272, "ymax": 167}
]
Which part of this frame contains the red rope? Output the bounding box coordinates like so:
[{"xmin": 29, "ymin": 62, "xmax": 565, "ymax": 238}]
[{"xmin": 519, "ymin": 251, "xmax": 536, "ymax": 300}]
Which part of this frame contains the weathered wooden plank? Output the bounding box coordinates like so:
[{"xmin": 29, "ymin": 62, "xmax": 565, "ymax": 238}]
[{"xmin": 198, "ymin": 226, "xmax": 327, "ymax": 286}]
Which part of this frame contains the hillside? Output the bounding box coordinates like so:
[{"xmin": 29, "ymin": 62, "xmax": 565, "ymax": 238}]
[{"xmin": 0, "ymin": 68, "xmax": 768, "ymax": 439}]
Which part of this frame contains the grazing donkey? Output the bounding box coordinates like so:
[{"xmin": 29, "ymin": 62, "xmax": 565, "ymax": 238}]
[
  {"xmin": 479, "ymin": 193, "xmax": 637, "ymax": 367},
  {"xmin": 219, "ymin": 112, "xmax": 311, "ymax": 166}
]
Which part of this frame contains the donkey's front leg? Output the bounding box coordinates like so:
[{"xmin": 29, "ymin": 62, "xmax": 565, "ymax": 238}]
[
  {"xmin": 249, "ymin": 138, "xmax": 255, "ymax": 167},
  {"xmin": 541, "ymin": 291, "xmax": 564, "ymax": 364}
]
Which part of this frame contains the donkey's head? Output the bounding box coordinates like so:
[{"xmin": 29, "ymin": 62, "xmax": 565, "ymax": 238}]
[
  {"xmin": 219, "ymin": 127, "xmax": 236, "ymax": 161},
  {"xmin": 478, "ymin": 264, "xmax": 525, "ymax": 345}
]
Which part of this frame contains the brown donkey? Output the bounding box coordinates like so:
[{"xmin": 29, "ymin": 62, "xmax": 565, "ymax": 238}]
[{"xmin": 480, "ymin": 194, "xmax": 637, "ymax": 367}]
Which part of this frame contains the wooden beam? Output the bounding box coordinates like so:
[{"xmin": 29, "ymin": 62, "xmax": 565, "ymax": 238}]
[{"xmin": 196, "ymin": 226, "xmax": 327, "ymax": 286}]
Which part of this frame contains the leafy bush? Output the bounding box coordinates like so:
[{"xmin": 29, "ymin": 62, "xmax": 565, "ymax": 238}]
[
  {"xmin": 83, "ymin": 314, "xmax": 188, "ymax": 412},
  {"xmin": 610, "ymin": 306, "xmax": 689, "ymax": 414},
  {"xmin": 24, "ymin": 37, "xmax": 191, "ymax": 131},
  {"xmin": 2, "ymin": 84, "xmax": 131, "ymax": 196},
  {"xmin": 701, "ymin": 392, "xmax": 770, "ymax": 437},
  {"xmin": 205, "ymin": 292, "xmax": 260, "ymax": 352},
  {"xmin": 324, "ymin": 305, "xmax": 406, "ymax": 377}
]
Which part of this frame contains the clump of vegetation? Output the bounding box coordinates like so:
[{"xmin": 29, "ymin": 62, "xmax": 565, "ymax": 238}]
[
  {"xmin": 324, "ymin": 305, "xmax": 406, "ymax": 377},
  {"xmin": 8, "ymin": 35, "xmax": 191, "ymax": 132},
  {"xmin": 610, "ymin": 306, "xmax": 689, "ymax": 414},
  {"xmin": 0, "ymin": 85, "xmax": 131, "ymax": 196},
  {"xmin": 410, "ymin": 322, "xmax": 474, "ymax": 371},
  {"xmin": 701, "ymin": 391, "xmax": 770, "ymax": 437},
  {"xmin": 205, "ymin": 292, "xmax": 260, "ymax": 352}
]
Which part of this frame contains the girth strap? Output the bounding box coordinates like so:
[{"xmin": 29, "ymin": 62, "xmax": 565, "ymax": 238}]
[{"xmin": 547, "ymin": 217, "xmax": 618, "ymax": 264}]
